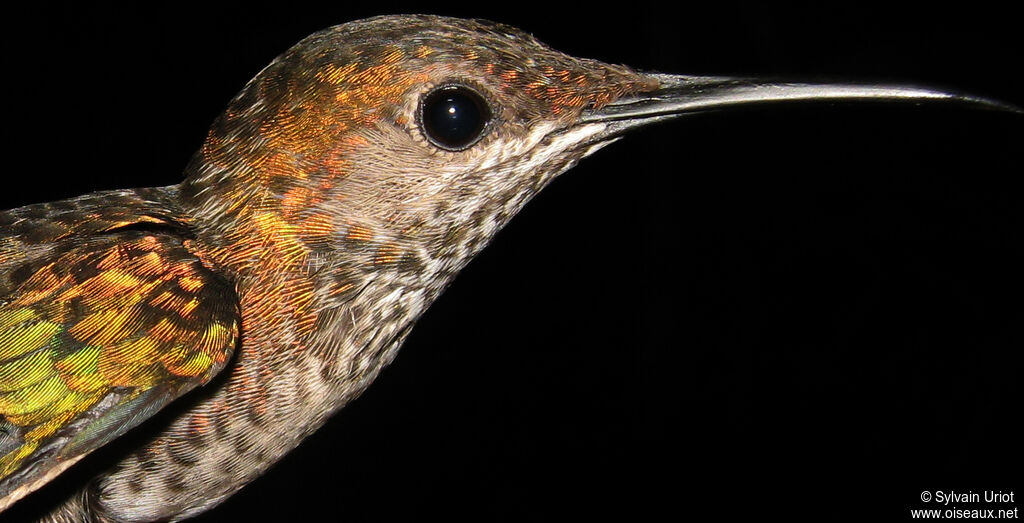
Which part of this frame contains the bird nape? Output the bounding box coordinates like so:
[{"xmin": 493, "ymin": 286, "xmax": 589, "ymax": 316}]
[{"xmin": 0, "ymin": 14, "xmax": 1018, "ymax": 522}]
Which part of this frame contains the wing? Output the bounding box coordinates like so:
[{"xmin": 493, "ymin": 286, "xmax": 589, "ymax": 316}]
[{"xmin": 0, "ymin": 226, "xmax": 239, "ymax": 510}]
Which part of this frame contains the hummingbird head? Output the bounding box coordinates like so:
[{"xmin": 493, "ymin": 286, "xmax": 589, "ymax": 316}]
[
  {"xmin": 180, "ymin": 15, "xmax": 660, "ymax": 281},
  {"xmin": 179, "ymin": 14, "xmax": 1016, "ymax": 295}
]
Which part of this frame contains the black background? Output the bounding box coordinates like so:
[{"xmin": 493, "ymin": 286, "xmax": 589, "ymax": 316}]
[{"xmin": 3, "ymin": 2, "xmax": 1021, "ymax": 522}]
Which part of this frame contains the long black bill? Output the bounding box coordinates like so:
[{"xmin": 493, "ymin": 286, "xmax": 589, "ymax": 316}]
[{"xmin": 580, "ymin": 74, "xmax": 1021, "ymax": 131}]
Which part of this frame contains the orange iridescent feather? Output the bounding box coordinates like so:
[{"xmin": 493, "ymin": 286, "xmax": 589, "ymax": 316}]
[{"xmin": 0, "ymin": 227, "xmax": 239, "ymax": 501}]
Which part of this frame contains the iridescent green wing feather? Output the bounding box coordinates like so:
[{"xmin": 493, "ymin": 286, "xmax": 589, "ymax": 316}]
[{"xmin": 0, "ymin": 209, "xmax": 239, "ymax": 508}]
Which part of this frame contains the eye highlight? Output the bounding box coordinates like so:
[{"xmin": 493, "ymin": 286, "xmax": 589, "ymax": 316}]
[{"xmin": 419, "ymin": 85, "xmax": 492, "ymax": 151}]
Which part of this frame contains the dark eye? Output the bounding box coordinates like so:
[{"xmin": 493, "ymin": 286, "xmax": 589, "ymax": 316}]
[{"xmin": 420, "ymin": 85, "xmax": 491, "ymax": 151}]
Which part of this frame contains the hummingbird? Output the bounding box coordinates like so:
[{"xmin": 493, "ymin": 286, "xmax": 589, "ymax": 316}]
[{"xmin": 0, "ymin": 14, "xmax": 1017, "ymax": 522}]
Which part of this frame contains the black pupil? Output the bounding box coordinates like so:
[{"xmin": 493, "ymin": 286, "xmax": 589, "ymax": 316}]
[{"xmin": 422, "ymin": 86, "xmax": 489, "ymax": 150}]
